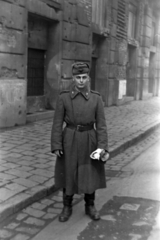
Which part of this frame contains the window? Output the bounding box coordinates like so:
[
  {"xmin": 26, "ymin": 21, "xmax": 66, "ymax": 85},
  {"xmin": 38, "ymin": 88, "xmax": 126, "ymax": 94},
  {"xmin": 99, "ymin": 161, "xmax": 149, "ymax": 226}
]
[
  {"xmin": 92, "ymin": 0, "xmax": 107, "ymax": 27},
  {"xmin": 117, "ymin": 0, "xmax": 126, "ymax": 39},
  {"xmin": 128, "ymin": 3, "xmax": 137, "ymax": 38}
]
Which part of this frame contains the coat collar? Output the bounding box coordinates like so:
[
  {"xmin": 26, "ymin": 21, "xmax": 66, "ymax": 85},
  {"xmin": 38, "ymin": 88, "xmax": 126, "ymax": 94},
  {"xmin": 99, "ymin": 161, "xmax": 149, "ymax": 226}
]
[{"xmin": 70, "ymin": 85, "xmax": 90, "ymax": 100}]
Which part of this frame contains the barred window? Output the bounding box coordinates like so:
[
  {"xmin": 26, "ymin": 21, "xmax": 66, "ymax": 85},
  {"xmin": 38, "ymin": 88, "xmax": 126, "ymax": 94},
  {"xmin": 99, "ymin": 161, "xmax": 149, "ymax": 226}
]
[{"xmin": 27, "ymin": 49, "xmax": 45, "ymax": 96}]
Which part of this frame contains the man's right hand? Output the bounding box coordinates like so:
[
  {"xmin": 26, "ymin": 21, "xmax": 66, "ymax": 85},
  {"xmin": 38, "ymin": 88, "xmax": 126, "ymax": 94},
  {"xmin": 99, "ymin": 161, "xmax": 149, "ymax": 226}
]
[{"xmin": 54, "ymin": 150, "xmax": 63, "ymax": 157}]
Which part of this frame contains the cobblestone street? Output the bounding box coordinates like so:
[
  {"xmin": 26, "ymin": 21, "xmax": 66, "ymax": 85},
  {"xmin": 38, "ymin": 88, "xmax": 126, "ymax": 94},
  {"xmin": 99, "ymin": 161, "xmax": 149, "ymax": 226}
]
[
  {"xmin": 0, "ymin": 0, "xmax": 160, "ymax": 238},
  {"xmin": 0, "ymin": 98, "xmax": 160, "ymax": 224},
  {"xmin": 0, "ymin": 124, "xmax": 160, "ymax": 240}
]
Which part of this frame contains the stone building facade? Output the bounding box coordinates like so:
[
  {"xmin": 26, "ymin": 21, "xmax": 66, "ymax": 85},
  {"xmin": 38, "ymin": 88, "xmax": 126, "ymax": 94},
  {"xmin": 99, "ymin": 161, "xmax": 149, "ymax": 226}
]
[
  {"xmin": 0, "ymin": 0, "xmax": 160, "ymax": 127},
  {"xmin": 91, "ymin": 0, "xmax": 160, "ymax": 106}
]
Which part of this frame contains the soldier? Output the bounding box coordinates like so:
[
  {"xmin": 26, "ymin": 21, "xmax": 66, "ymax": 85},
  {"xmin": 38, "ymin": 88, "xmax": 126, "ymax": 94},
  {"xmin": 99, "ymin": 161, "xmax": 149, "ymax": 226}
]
[{"xmin": 51, "ymin": 62, "xmax": 109, "ymax": 222}]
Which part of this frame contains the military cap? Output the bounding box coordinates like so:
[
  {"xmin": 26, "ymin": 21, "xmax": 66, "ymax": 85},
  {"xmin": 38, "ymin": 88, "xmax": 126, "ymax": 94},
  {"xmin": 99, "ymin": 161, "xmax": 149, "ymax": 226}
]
[{"xmin": 72, "ymin": 62, "xmax": 90, "ymax": 76}]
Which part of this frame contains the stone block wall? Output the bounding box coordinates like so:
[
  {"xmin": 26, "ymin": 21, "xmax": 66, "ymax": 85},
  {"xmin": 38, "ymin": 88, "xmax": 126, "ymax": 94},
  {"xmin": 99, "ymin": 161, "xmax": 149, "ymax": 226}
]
[
  {"xmin": 138, "ymin": 0, "xmax": 160, "ymax": 99},
  {"xmin": 0, "ymin": 0, "xmax": 27, "ymax": 127},
  {"xmin": 106, "ymin": 0, "xmax": 128, "ymax": 105},
  {"xmin": 61, "ymin": 0, "xmax": 92, "ymax": 91},
  {"xmin": 0, "ymin": 0, "xmax": 62, "ymax": 126},
  {"xmin": 0, "ymin": 0, "xmax": 92, "ymax": 127},
  {"xmin": 0, "ymin": 0, "xmax": 160, "ymax": 127}
]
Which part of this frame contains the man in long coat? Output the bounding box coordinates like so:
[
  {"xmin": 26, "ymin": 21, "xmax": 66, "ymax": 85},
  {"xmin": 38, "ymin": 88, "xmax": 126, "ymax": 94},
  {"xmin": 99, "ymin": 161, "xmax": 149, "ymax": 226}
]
[{"xmin": 51, "ymin": 62, "xmax": 109, "ymax": 222}]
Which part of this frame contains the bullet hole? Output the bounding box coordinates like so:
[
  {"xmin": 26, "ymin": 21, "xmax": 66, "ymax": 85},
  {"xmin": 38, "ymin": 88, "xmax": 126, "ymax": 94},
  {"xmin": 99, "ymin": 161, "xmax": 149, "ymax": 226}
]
[{"xmin": 19, "ymin": 110, "xmax": 22, "ymax": 115}]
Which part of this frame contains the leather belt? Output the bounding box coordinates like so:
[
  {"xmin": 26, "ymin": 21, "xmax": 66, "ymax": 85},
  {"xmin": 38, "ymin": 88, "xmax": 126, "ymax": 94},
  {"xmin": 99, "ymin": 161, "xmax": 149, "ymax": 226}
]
[{"xmin": 66, "ymin": 124, "xmax": 93, "ymax": 132}]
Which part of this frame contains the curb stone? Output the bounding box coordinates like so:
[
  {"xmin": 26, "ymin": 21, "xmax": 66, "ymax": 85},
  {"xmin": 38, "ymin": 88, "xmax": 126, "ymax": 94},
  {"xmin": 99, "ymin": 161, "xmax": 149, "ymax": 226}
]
[{"xmin": 109, "ymin": 122, "xmax": 160, "ymax": 158}]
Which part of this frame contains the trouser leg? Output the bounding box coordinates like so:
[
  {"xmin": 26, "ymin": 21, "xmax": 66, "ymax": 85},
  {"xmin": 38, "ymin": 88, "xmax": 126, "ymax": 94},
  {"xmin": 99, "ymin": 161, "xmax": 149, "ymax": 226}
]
[
  {"xmin": 59, "ymin": 188, "xmax": 74, "ymax": 222},
  {"xmin": 84, "ymin": 192, "xmax": 100, "ymax": 221}
]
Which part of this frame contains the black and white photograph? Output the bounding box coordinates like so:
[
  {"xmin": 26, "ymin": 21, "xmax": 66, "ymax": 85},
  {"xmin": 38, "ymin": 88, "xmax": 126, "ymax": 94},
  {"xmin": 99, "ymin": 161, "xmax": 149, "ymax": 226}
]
[{"xmin": 0, "ymin": 0, "xmax": 160, "ymax": 239}]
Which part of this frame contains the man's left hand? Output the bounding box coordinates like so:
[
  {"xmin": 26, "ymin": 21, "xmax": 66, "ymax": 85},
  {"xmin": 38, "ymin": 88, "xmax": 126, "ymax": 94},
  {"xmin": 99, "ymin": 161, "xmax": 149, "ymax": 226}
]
[{"xmin": 101, "ymin": 152, "xmax": 109, "ymax": 162}]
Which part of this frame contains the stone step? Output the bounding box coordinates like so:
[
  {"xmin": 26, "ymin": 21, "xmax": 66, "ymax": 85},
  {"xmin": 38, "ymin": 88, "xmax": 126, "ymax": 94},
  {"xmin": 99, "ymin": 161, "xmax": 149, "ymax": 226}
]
[{"xmin": 26, "ymin": 110, "xmax": 54, "ymax": 123}]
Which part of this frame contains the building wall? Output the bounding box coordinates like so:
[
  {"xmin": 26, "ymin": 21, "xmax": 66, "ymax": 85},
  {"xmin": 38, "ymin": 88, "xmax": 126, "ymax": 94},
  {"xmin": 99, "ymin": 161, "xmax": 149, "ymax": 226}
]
[
  {"xmin": 94, "ymin": 0, "xmax": 160, "ymax": 106},
  {"xmin": 0, "ymin": 0, "xmax": 27, "ymax": 127},
  {"xmin": 0, "ymin": 0, "xmax": 160, "ymax": 128},
  {"xmin": 134, "ymin": 0, "xmax": 160, "ymax": 100},
  {"xmin": 26, "ymin": 0, "xmax": 62, "ymax": 113},
  {"xmin": 61, "ymin": 0, "xmax": 92, "ymax": 91},
  {"xmin": 0, "ymin": 0, "xmax": 62, "ymax": 127},
  {"xmin": 0, "ymin": 0, "xmax": 92, "ymax": 127}
]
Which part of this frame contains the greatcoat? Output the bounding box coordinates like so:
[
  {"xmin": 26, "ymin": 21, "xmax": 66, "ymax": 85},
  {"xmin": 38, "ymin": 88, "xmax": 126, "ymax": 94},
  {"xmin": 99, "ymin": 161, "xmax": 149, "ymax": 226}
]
[{"xmin": 51, "ymin": 85, "xmax": 109, "ymax": 195}]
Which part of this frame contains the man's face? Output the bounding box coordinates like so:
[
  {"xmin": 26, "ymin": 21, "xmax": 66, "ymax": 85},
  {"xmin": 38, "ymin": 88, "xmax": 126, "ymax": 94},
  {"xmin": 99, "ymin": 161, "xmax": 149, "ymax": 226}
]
[{"xmin": 73, "ymin": 73, "xmax": 89, "ymax": 89}]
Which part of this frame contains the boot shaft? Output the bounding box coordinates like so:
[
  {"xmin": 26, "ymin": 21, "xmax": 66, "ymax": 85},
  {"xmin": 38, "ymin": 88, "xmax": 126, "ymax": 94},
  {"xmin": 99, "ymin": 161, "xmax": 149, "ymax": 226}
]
[
  {"xmin": 84, "ymin": 192, "xmax": 100, "ymax": 220},
  {"xmin": 59, "ymin": 189, "xmax": 73, "ymax": 222},
  {"xmin": 84, "ymin": 192, "xmax": 95, "ymax": 206},
  {"xmin": 63, "ymin": 189, "xmax": 73, "ymax": 207}
]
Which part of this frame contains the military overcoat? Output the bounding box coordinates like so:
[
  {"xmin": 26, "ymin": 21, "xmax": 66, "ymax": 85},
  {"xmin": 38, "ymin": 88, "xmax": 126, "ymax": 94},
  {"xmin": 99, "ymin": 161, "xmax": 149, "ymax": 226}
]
[{"xmin": 51, "ymin": 86, "xmax": 108, "ymax": 195}]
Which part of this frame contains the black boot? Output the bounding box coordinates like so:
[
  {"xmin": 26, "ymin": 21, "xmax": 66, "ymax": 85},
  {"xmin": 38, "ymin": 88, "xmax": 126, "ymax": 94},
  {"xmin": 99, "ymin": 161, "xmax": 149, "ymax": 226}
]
[
  {"xmin": 59, "ymin": 189, "xmax": 73, "ymax": 222},
  {"xmin": 84, "ymin": 192, "xmax": 100, "ymax": 221}
]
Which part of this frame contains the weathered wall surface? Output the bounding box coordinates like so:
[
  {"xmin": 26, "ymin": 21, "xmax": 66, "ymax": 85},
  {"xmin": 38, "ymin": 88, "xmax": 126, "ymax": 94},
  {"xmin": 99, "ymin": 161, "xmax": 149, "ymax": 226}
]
[
  {"xmin": 137, "ymin": 0, "xmax": 160, "ymax": 99},
  {"xmin": 26, "ymin": 0, "xmax": 62, "ymax": 112},
  {"xmin": 0, "ymin": 0, "xmax": 160, "ymax": 127},
  {"xmin": 0, "ymin": 0, "xmax": 27, "ymax": 127},
  {"xmin": 61, "ymin": 0, "xmax": 92, "ymax": 91},
  {"xmin": 0, "ymin": 80, "xmax": 26, "ymax": 127},
  {"xmin": 91, "ymin": 0, "xmax": 110, "ymax": 105},
  {"xmin": 0, "ymin": 0, "xmax": 92, "ymax": 127},
  {"xmin": 45, "ymin": 21, "xmax": 62, "ymax": 109},
  {"xmin": 105, "ymin": 0, "xmax": 160, "ymax": 105}
]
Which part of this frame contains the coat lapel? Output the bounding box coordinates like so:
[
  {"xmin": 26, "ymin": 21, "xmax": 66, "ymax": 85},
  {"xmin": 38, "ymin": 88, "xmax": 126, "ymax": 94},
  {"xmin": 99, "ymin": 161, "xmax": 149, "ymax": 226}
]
[{"xmin": 70, "ymin": 86, "xmax": 90, "ymax": 100}]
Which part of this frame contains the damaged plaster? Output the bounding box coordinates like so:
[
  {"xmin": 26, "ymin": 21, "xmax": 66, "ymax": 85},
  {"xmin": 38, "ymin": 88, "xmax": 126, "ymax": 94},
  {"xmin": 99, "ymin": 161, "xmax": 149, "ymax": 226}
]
[
  {"xmin": 0, "ymin": 17, "xmax": 17, "ymax": 48},
  {"xmin": 0, "ymin": 80, "xmax": 26, "ymax": 127},
  {"xmin": 0, "ymin": 67, "xmax": 18, "ymax": 79}
]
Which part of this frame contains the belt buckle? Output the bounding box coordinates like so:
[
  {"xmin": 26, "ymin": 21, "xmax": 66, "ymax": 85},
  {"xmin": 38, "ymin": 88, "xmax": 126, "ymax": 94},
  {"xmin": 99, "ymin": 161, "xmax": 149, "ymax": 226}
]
[{"xmin": 77, "ymin": 125, "xmax": 82, "ymax": 131}]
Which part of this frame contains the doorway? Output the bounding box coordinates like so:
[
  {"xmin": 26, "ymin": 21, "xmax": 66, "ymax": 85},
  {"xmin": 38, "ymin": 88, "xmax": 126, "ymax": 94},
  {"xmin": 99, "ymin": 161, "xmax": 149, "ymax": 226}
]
[
  {"xmin": 90, "ymin": 57, "xmax": 97, "ymax": 90},
  {"xmin": 148, "ymin": 52, "xmax": 155, "ymax": 94},
  {"xmin": 126, "ymin": 45, "xmax": 136, "ymax": 96},
  {"xmin": 27, "ymin": 14, "xmax": 48, "ymax": 113}
]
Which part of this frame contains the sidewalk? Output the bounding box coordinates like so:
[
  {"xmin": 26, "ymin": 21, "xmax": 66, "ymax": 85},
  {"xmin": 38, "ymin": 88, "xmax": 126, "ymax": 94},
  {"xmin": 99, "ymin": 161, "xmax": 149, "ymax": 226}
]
[{"xmin": 0, "ymin": 97, "xmax": 160, "ymax": 222}]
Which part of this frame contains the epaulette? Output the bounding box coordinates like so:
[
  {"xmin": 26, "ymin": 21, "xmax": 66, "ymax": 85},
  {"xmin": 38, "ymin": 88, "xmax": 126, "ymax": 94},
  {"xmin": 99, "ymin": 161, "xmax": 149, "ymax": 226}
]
[
  {"xmin": 90, "ymin": 90, "xmax": 100, "ymax": 95},
  {"xmin": 60, "ymin": 90, "xmax": 69, "ymax": 95}
]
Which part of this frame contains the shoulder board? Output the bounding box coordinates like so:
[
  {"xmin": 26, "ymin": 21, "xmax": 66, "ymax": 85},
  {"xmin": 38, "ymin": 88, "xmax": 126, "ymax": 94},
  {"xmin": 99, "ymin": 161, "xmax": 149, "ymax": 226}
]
[
  {"xmin": 90, "ymin": 90, "xmax": 100, "ymax": 96},
  {"xmin": 60, "ymin": 90, "xmax": 69, "ymax": 95}
]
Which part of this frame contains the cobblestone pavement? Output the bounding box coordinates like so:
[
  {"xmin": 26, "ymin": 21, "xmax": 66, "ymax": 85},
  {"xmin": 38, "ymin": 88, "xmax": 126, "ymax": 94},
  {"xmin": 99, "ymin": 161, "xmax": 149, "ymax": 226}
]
[
  {"xmin": 0, "ymin": 127, "xmax": 160, "ymax": 240},
  {"xmin": 0, "ymin": 97, "xmax": 160, "ymax": 222}
]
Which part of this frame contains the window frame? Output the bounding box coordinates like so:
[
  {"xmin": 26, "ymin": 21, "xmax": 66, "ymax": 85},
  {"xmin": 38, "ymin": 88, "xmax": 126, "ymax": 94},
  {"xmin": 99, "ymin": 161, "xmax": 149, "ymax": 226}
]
[
  {"xmin": 92, "ymin": 0, "xmax": 107, "ymax": 28},
  {"xmin": 128, "ymin": 3, "xmax": 137, "ymax": 39}
]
